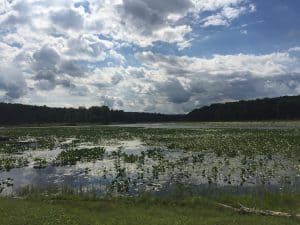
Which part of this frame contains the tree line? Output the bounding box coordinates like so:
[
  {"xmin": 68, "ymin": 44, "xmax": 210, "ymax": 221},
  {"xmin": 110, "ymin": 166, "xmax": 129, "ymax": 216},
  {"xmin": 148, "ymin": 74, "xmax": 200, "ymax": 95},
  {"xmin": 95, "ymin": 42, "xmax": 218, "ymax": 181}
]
[
  {"xmin": 187, "ymin": 95, "xmax": 300, "ymax": 121},
  {"xmin": 0, "ymin": 95, "xmax": 299, "ymax": 125},
  {"xmin": 0, "ymin": 104, "xmax": 183, "ymax": 125}
]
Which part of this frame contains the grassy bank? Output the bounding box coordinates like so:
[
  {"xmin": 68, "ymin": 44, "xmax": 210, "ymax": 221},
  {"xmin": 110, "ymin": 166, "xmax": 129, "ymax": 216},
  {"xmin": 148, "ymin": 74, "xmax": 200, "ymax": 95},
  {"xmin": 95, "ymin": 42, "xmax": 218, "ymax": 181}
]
[{"xmin": 1, "ymin": 192, "xmax": 300, "ymax": 225}]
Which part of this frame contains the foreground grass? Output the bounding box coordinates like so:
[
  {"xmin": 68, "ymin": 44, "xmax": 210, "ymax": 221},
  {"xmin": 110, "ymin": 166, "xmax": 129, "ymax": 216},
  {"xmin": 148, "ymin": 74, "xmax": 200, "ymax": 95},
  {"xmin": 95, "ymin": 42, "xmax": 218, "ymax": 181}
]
[{"xmin": 1, "ymin": 193, "xmax": 300, "ymax": 225}]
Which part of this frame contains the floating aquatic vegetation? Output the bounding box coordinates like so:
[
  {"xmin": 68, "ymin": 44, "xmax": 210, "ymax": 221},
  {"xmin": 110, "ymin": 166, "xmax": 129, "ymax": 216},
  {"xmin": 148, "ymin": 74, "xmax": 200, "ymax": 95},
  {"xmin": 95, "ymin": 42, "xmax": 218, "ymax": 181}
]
[
  {"xmin": 0, "ymin": 124, "xmax": 299, "ymax": 197},
  {"xmin": 0, "ymin": 156, "xmax": 29, "ymax": 171},
  {"xmin": 146, "ymin": 148, "xmax": 164, "ymax": 160},
  {"xmin": 55, "ymin": 147, "xmax": 106, "ymax": 165},
  {"xmin": 122, "ymin": 153, "xmax": 143, "ymax": 164},
  {"xmin": 33, "ymin": 157, "xmax": 47, "ymax": 169}
]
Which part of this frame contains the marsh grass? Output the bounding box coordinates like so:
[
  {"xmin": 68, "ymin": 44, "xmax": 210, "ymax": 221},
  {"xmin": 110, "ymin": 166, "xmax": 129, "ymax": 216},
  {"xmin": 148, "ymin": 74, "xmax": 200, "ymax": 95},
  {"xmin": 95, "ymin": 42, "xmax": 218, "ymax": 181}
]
[
  {"xmin": 0, "ymin": 187, "xmax": 299, "ymax": 225},
  {"xmin": 0, "ymin": 123, "xmax": 300, "ymax": 224},
  {"xmin": 1, "ymin": 125, "xmax": 300, "ymax": 158}
]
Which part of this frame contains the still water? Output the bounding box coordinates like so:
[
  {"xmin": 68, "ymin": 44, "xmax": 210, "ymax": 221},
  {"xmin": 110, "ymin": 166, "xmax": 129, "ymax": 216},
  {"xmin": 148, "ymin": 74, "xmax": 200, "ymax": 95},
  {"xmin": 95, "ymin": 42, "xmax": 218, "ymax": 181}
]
[{"xmin": 1, "ymin": 139, "xmax": 299, "ymax": 196}]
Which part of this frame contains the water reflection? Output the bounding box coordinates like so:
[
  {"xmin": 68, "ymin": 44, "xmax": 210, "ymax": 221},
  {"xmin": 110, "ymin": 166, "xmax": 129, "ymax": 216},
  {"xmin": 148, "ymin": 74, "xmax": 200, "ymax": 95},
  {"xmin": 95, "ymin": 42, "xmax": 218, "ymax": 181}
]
[{"xmin": 1, "ymin": 139, "xmax": 299, "ymax": 196}]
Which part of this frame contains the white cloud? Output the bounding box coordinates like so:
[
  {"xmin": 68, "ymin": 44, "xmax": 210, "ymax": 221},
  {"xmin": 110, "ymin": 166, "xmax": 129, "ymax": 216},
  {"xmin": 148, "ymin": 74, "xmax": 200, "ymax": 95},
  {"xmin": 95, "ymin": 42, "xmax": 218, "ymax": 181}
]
[
  {"xmin": 1, "ymin": 0, "xmax": 299, "ymax": 113},
  {"xmin": 15, "ymin": 48, "xmax": 300, "ymax": 113},
  {"xmin": 289, "ymin": 46, "xmax": 300, "ymax": 52},
  {"xmin": 152, "ymin": 25, "xmax": 192, "ymax": 47},
  {"xmin": 0, "ymin": 0, "xmax": 256, "ymax": 56},
  {"xmin": 201, "ymin": 14, "xmax": 229, "ymax": 27},
  {"xmin": 201, "ymin": 5, "xmax": 247, "ymax": 27},
  {"xmin": 136, "ymin": 51, "xmax": 299, "ymax": 77},
  {"xmin": 65, "ymin": 34, "xmax": 110, "ymax": 61},
  {"xmin": 50, "ymin": 8, "xmax": 84, "ymax": 30},
  {"xmin": 240, "ymin": 30, "xmax": 248, "ymax": 35},
  {"xmin": 0, "ymin": 65, "xmax": 27, "ymax": 100},
  {"xmin": 191, "ymin": 0, "xmax": 254, "ymax": 27},
  {"xmin": 133, "ymin": 50, "xmax": 300, "ymax": 112}
]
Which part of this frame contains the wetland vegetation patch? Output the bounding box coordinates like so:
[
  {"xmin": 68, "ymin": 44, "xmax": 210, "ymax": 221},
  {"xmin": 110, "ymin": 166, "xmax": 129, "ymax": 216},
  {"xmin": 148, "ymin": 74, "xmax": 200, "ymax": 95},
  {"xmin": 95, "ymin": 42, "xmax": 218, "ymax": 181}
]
[
  {"xmin": 55, "ymin": 147, "xmax": 106, "ymax": 165},
  {"xmin": 0, "ymin": 123, "xmax": 299, "ymax": 196}
]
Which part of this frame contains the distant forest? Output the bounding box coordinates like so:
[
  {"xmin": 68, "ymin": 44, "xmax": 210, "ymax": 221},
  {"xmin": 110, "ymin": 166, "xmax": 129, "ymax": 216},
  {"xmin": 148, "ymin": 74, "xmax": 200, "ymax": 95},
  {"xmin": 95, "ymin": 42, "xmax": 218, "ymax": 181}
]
[
  {"xmin": 0, "ymin": 95, "xmax": 300, "ymax": 125},
  {"xmin": 188, "ymin": 95, "xmax": 300, "ymax": 121},
  {"xmin": 0, "ymin": 104, "xmax": 183, "ymax": 125}
]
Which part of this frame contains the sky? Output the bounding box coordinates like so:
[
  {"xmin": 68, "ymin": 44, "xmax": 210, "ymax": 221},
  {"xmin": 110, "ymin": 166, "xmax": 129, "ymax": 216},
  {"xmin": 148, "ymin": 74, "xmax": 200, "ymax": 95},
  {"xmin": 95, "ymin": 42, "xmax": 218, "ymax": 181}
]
[{"xmin": 0, "ymin": 0, "xmax": 300, "ymax": 114}]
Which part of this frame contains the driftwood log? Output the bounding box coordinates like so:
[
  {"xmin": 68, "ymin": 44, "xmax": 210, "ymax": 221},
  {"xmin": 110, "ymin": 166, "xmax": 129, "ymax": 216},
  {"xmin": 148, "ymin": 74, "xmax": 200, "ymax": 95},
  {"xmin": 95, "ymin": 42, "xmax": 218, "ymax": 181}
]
[{"xmin": 217, "ymin": 202, "xmax": 300, "ymax": 218}]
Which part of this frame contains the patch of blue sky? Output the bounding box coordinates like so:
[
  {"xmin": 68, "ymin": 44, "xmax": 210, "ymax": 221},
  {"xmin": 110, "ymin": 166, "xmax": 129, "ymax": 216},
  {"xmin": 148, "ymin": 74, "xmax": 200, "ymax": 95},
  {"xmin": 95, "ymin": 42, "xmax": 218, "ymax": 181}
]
[
  {"xmin": 74, "ymin": 0, "xmax": 91, "ymax": 14},
  {"xmin": 142, "ymin": 41, "xmax": 183, "ymax": 56},
  {"xmin": 181, "ymin": 0, "xmax": 300, "ymax": 57},
  {"xmin": 115, "ymin": 43, "xmax": 143, "ymax": 67},
  {"xmin": 8, "ymin": 42, "xmax": 22, "ymax": 48}
]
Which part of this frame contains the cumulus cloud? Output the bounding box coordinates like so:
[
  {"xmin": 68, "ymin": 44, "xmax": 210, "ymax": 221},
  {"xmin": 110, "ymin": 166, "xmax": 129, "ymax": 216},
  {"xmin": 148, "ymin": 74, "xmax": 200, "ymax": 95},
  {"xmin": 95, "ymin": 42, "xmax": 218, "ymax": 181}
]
[
  {"xmin": 0, "ymin": 66, "xmax": 27, "ymax": 100},
  {"xmin": 31, "ymin": 45, "xmax": 89, "ymax": 91},
  {"xmin": 119, "ymin": 0, "xmax": 192, "ymax": 32},
  {"xmin": 0, "ymin": 1, "xmax": 32, "ymax": 27},
  {"xmin": 155, "ymin": 78, "xmax": 191, "ymax": 103},
  {"xmin": 135, "ymin": 50, "xmax": 300, "ymax": 112},
  {"xmin": 59, "ymin": 60, "xmax": 87, "ymax": 77},
  {"xmin": 201, "ymin": 5, "xmax": 247, "ymax": 27},
  {"xmin": 50, "ymin": 8, "xmax": 84, "ymax": 30},
  {"xmin": 0, "ymin": 0, "xmax": 255, "ymax": 50},
  {"xmin": 32, "ymin": 46, "xmax": 60, "ymax": 71},
  {"xmin": 0, "ymin": 0, "xmax": 299, "ymax": 113},
  {"xmin": 136, "ymin": 51, "xmax": 299, "ymax": 77},
  {"xmin": 289, "ymin": 47, "xmax": 300, "ymax": 52},
  {"xmin": 65, "ymin": 34, "xmax": 111, "ymax": 61}
]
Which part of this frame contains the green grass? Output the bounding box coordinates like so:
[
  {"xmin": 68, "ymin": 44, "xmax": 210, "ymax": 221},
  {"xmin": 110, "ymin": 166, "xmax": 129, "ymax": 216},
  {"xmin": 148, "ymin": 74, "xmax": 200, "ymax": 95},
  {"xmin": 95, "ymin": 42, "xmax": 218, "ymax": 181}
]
[{"xmin": 0, "ymin": 193, "xmax": 300, "ymax": 225}]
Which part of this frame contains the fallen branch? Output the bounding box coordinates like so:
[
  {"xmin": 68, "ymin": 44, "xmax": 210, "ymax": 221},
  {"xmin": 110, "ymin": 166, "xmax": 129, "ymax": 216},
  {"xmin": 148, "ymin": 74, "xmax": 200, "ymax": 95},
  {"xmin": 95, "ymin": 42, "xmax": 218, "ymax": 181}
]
[{"xmin": 217, "ymin": 202, "xmax": 300, "ymax": 218}]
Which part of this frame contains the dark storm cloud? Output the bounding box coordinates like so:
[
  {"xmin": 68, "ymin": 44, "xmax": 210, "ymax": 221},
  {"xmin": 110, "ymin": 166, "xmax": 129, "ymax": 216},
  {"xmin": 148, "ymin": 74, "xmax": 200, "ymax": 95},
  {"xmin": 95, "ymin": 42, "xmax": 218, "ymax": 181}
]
[
  {"xmin": 35, "ymin": 70, "xmax": 56, "ymax": 82},
  {"xmin": 32, "ymin": 46, "xmax": 88, "ymax": 91},
  {"xmin": 111, "ymin": 74, "xmax": 123, "ymax": 85},
  {"xmin": 119, "ymin": 0, "xmax": 192, "ymax": 32},
  {"xmin": 58, "ymin": 79, "xmax": 72, "ymax": 88},
  {"xmin": 32, "ymin": 46, "xmax": 89, "ymax": 77},
  {"xmin": 33, "ymin": 46, "xmax": 60, "ymax": 71},
  {"xmin": 69, "ymin": 84, "xmax": 89, "ymax": 96},
  {"xmin": 0, "ymin": 67, "xmax": 27, "ymax": 100},
  {"xmin": 32, "ymin": 46, "xmax": 60, "ymax": 91},
  {"xmin": 50, "ymin": 9, "xmax": 84, "ymax": 30},
  {"xmin": 35, "ymin": 79, "xmax": 56, "ymax": 91},
  {"xmin": 136, "ymin": 52, "xmax": 190, "ymax": 75},
  {"xmin": 92, "ymin": 82, "xmax": 111, "ymax": 89},
  {"xmin": 34, "ymin": 70, "xmax": 56, "ymax": 91},
  {"xmin": 60, "ymin": 60, "xmax": 87, "ymax": 77},
  {"xmin": 155, "ymin": 78, "xmax": 191, "ymax": 103}
]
